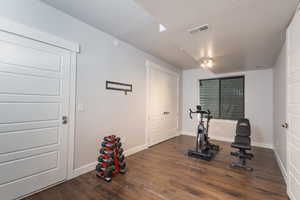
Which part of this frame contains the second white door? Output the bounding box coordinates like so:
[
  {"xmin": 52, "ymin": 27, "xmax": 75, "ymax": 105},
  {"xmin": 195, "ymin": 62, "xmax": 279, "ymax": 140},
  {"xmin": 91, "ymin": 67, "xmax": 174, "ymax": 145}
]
[{"xmin": 147, "ymin": 61, "xmax": 179, "ymax": 146}]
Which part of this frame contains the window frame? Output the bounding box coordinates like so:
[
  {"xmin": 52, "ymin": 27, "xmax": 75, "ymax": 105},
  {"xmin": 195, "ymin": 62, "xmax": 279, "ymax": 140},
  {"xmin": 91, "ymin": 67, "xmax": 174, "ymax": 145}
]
[{"xmin": 199, "ymin": 76, "xmax": 245, "ymax": 120}]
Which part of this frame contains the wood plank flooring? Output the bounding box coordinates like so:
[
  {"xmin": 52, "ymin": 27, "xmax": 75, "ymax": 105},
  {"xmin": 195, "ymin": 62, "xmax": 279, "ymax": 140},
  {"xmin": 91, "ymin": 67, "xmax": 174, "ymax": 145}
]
[{"xmin": 24, "ymin": 136, "xmax": 288, "ymax": 200}]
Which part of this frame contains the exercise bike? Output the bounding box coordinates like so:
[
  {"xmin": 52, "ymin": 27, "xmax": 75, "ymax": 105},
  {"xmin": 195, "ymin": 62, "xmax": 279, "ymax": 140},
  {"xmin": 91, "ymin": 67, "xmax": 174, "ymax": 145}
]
[{"xmin": 187, "ymin": 105, "xmax": 220, "ymax": 161}]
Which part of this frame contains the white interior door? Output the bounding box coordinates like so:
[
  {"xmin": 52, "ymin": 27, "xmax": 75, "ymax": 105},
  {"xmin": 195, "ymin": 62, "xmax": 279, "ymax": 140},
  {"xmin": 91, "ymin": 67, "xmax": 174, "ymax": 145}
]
[
  {"xmin": 287, "ymin": 9, "xmax": 300, "ymax": 200},
  {"xmin": 0, "ymin": 30, "xmax": 71, "ymax": 200},
  {"xmin": 147, "ymin": 62, "xmax": 179, "ymax": 146}
]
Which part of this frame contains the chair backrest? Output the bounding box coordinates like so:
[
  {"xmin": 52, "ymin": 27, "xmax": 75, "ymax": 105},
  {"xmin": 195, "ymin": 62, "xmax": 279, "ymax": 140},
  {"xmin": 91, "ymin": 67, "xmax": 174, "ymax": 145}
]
[{"xmin": 236, "ymin": 119, "xmax": 251, "ymax": 137}]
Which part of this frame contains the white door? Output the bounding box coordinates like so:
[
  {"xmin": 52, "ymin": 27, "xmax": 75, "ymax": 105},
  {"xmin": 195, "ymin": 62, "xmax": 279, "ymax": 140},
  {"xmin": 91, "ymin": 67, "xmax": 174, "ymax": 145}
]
[
  {"xmin": 147, "ymin": 61, "xmax": 179, "ymax": 146},
  {"xmin": 0, "ymin": 30, "xmax": 71, "ymax": 200},
  {"xmin": 287, "ymin": 8, "xmax": 300, "ymax": 200}
]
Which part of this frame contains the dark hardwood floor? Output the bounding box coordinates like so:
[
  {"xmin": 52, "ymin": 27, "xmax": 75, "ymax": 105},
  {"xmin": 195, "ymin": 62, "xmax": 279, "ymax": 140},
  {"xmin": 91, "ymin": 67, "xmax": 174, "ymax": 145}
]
[{"xmin": 24, "ymin": 136, "xmax": 288, "ymax": 200}]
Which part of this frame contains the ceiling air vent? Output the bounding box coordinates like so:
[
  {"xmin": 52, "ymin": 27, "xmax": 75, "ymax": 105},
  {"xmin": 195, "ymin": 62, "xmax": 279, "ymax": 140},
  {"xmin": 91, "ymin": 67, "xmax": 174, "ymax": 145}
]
[{"xmin": 188, "ymin": 24, "xmax": 209, "ymax": 34}]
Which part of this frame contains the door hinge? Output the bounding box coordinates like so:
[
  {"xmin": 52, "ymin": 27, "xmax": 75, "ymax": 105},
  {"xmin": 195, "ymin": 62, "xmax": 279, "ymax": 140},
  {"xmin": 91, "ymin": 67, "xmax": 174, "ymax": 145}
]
[{"xmin": 62, "ymin": 116, "xmax": 68, "ymax": 125}]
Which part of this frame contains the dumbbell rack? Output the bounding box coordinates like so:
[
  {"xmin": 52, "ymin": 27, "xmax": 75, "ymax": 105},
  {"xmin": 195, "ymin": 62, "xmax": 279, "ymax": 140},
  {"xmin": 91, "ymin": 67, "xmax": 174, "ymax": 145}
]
[{"xmin": 96, "ymin": 135, "xmax": 126, "ymax": 182}]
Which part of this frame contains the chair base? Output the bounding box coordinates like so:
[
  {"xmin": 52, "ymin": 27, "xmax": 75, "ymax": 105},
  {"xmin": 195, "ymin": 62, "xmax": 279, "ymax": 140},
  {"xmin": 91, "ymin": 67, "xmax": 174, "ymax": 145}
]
[
  {"xmin": 230, "ymin": 151, "xmax": 253, "ymax": 159},
  {"xmin": 230, "ymin": 161, "xmax": 253, "ymax": 171},
  {"xmin": 230, "ymin": 149, "xmax": 254, "ymax": 171}
]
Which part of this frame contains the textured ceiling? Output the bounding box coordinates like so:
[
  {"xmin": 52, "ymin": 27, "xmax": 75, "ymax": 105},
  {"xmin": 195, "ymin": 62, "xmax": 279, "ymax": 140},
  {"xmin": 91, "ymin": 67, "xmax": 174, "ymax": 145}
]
[{"xmin": 42, "ymin": 0, "xmax": 299, "ymax": 73}]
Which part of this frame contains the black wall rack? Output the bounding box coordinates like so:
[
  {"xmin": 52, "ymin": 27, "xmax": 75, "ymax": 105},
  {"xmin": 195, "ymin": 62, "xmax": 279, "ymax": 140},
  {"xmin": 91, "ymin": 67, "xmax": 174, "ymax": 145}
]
[{"xmin": 106, "ymin": 81, "xmax": 132, "ymax": 95}]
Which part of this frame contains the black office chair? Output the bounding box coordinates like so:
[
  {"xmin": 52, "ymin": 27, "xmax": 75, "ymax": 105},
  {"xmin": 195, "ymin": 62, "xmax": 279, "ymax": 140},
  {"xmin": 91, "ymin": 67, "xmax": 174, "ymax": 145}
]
[{"xmin": 230, "ymin": 119, "xmax": 254, "ymax": 171}]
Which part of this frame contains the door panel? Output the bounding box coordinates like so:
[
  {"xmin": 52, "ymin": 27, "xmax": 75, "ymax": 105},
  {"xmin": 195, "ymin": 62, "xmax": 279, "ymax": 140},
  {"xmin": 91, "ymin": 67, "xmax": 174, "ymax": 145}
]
[
  {"xmin": 0, "ymin": 128, "xmax": 58, "ymax": 154},
  {"xmin": 0, "ymin": 40, "xmax": 61, "ymax": 72},
  {"xmin": 290, "ymin": 148, "xmax": 300, "ymax": 176},
  {"xmin": 290, "ymin": 174, "xmax": 300, "ymax": 200},
  {"xmin": 0, "ymin": 30, "xmax": 70, "ymax": 200},
  {"xmin": 0, "ymin": 103, "xmax": 60, "ymax": 123},
  {"xmin": 148, "ymin": 62, "xmax": 179, "ymax": 146},
  {"xmin": 0, "ymin": 72, "xmax": 60, "ymax": 95},
  {"xmin": 0, "ymin": 152, "xmax": 58, "ymax": 185},
  {"xmin": 0, "ymin": 121, "xmax": 59, "ymax": 133},
  {"xmin": 287, "ymin": 9, "xmax": 300, "ymax": 200}
]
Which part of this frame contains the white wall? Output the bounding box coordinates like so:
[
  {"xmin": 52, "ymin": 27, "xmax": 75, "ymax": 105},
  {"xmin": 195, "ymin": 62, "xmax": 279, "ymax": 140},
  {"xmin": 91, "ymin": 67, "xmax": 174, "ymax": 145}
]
[
  {"xmin": 181, "ymin": 68, "xmax": 274, "ymax": 148},
  {"xmin": 273, "ymin": 42, "xmax": 287, "ymax": 173},
  {"xmin": 0, "ymin": 0, "xmax": 180, "ymax": 170}
]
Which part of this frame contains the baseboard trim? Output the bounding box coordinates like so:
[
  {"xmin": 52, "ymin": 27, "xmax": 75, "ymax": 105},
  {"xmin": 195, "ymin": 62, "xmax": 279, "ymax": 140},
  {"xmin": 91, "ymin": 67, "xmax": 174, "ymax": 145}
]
[
  {"xmin": 180, "ymin": 131, "xmax": 273, "ymax": 149},
  {"xmin": 274, "ymin": 150, "xmax": 288, "ymax": 184},
  {"xmin": 73, "ymin": 161, "xmax": 98, "ymax": 178},
  {"xmin": 251, "ymin": 142, "xmax": 273, "ymax": 149},
  {"xmin": 124, "ymin": 144, "xmax": 148, "ymax": 157},
  {"xmin": 180, "ymin": 130, "xmax": 194, "ymax": 136},
  {"xmin": 288, "ymin": 190, "xmax": 295, "ymax": 200},
  {"xmin": 149, "ymin": 133, "xmax": 179, "ymax": 147},
  {"xmin": 72, "ymin": 144, "xmax": 148, "ymax": 178}
]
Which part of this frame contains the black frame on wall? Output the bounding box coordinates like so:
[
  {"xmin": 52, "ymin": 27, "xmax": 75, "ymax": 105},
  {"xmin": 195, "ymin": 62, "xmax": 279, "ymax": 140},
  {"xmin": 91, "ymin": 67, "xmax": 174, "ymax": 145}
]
[
  {"xmin": 199, "ymin": 76, "xmax": 245, "ymax": 120},
  {"xmin": 106, "ymin": 81, "xmax": 133, "ymax": 95}
]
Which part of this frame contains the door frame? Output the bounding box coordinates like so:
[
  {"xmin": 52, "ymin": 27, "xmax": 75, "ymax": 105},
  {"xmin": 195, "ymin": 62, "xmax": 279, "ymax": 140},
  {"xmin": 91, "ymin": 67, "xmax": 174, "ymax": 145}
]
[
  {"xmin": 0, "ymin": 17, "xmax": 80, "ymax": 180},
  {"xmin": 145, "ymin": 60, "xmax": 180, "ymax": 147},
  {"xmin": 286, "ymin": 5, "xmax": 300, "ymax": 199},
  {"xmin": 286, "ymin": 25, "xmax": 292, "ymax": 200}
]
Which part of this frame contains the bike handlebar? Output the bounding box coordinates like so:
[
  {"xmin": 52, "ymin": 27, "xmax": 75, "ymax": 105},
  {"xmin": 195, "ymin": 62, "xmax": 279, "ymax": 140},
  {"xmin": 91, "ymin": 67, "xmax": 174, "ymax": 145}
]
[{"xmin": 189, "ymin": 107, "xmax": 211, "ymax": 119}]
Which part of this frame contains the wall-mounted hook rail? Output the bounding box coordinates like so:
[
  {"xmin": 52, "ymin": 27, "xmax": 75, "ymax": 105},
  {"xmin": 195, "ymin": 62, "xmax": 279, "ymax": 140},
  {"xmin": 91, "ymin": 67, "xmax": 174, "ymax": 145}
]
[{"xmin": 106, "ymin": 81, "xmax": 132, "ymax": 95}]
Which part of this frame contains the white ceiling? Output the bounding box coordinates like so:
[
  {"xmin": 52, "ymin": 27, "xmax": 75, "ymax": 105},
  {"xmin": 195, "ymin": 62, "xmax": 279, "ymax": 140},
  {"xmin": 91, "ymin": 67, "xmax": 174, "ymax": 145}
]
[{"xmin": 41, "ymin": 0, "xmax": 299, "ymax": 73}]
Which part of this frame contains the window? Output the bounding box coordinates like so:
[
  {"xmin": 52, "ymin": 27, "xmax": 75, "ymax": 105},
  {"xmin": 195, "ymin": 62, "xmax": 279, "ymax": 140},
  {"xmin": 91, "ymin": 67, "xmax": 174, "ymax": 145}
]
[{"xmin": 199, "ymin": 76, "xmax": 244, "ymax": 120}]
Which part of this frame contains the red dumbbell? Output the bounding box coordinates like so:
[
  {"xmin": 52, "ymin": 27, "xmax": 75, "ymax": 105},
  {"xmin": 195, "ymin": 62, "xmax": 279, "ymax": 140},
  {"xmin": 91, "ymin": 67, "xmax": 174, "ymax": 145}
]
[
  {"xmin": 118, "ymin": 154, "xmax": 125, "ymax": 162},
  {"xmin": 119, "ymin": 161, "xmax": 126, "ymax": 174},
  {"xmin": 118, "ymin": 148, "xmax": 124, "ymax": 155},
  {"xmin": 98, "ymin": 155, "xmax": 114, "ymax": 165},
  {"xmin": 99, "ymin": 148, "xmax": 114, "ymax": 157},
  {"xmin": 104, "ymin": 136, "xmax": 120, "ymax": 143},
  {"xmin": 96, "ymin": 168, "xmax": 112, "ymax": 182},
  {"xmin": 96, "ymin": 162, "xmax": 114, "ymax": 171},
  {"xmin": 119, "ymin": 161, "xmax": 126, "ymax": 169},
  {"xmin": 115, "ymin": 142, "xmax": 122, "ymax": 149},
  {"xmin": 101, "ymin": 142, "xmax": 115, "ymax": 150}
]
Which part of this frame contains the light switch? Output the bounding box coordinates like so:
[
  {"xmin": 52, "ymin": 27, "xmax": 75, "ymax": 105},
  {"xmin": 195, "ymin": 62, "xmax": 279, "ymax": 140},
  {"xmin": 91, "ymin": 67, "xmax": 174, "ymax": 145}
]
[{"xmin": 77, "ymin": 104, "xmax": 84, "ymax": 112}]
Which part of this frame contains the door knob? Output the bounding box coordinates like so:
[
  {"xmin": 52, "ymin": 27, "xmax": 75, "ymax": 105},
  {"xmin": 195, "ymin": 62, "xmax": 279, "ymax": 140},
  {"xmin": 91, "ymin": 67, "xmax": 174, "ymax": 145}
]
[
  {"xmin": 281, "ymin": 122, "xmax": 288, "ymax": 129},
  {"xmin": 163, "ymin": 112, "xmax": 170, "ymax": 115},
  {"xmin": 62, "ymin": 116, "xmax": 68, "ymax": 125}
]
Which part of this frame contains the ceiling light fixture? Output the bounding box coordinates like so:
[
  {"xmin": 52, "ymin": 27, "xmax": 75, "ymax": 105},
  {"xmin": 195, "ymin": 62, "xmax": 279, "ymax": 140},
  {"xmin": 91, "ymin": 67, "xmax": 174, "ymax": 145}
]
[
  {"xmin": 159, "ymin": 24, "xmax": 167, "ymax": 32},
  {"xmin": 200, "ymin": 58, "xmax": 214, "ymax": 69}
]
